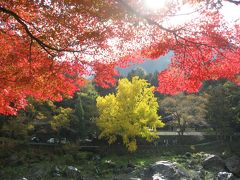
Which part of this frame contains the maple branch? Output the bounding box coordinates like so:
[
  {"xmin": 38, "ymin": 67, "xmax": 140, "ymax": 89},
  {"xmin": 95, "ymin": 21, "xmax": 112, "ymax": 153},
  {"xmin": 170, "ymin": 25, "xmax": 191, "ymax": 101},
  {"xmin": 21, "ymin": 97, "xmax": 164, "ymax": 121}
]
[
  {"xmin": 29, "ymin": 38, "xmax": 33, "ymax": 62},
  {"xmin": 0, "ymin": 6, "xmax": 84, "ymax": 55},
  {"xmin": 0, "ymin": 6, "xmax": 56, "ymax": 56},
  {"xmin": 116, "ymin": 0, "xmax": 178, "ymax": 33},
  {"xmin": 166, "ymin": 6, "xmax": 204, "ymax": 17},
  {"xmin": 116, "ymin": 0, "xmax": 216, "ymax": 49},
  {"xmin": 225, "ymin": 0, "xmax": 240, "ymax": 5},
  {"xmin": 175, "ymin": 34, "xmax": 216, "ymax": 48},
  {"xmin": 28, "ymin": 37, "xmax": 35, "ymax": 76}
]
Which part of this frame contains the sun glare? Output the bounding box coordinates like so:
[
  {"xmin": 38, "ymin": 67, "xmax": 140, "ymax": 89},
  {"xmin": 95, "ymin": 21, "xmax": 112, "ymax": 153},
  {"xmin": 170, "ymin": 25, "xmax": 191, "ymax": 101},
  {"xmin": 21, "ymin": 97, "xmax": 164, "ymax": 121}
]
[{"xmin": 144, "ymin": 0, "xmax": 166, "ymax": 10}]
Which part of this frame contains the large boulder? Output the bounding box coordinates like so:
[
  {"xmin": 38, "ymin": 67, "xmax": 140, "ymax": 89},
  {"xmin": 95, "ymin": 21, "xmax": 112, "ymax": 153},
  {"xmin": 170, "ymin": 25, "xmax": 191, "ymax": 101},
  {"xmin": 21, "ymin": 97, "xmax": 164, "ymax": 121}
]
[
  {"xmin": 202, "ymin": 155, "xmax": 225, "ymax": 171},
  {"xmin": 143, "ymin": 161, "xmax": 191, "ymax": 180},
  {"xmin": 225, "ymin": 156, "xmax": 240, "ymax": 176},
  {"xmin": 215, "ymin": 172, "xmax": 235, "ymax": 180}
]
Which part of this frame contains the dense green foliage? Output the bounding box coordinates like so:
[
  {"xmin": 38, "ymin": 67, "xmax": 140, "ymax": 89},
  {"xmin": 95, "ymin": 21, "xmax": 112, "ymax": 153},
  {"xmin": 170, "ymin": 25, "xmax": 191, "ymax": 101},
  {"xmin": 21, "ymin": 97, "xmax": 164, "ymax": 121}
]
[
  {"xmin": 206, "ymin": 81, "xmax": 240, "ymax": 140},
  {"xmin": 0, "ymin": 70, "xmax": 239, "ymax": 150},
  {"xmin": 0, "ymin": 83, "xmax": 98, "ymax": 142},
  {"xmin": 160, "ymin": 94, "xmax": 208, "ymax": 135}
]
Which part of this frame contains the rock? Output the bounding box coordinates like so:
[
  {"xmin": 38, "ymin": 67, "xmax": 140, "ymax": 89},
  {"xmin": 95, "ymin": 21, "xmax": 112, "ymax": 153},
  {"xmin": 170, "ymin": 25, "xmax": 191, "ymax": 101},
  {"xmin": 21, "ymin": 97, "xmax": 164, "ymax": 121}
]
[
  {"xmin": 185, "ymin": 152, "xmax": 192, "ymax": 158},
  {"xmin": 196, "ymin": 169, "xmax": 206, "ymax": 179},
  {"xmin": 64, "ymin": 166, "xmax": 83, "ymax": 180},
  {"xmin": 225, "ymin": 155, "xmax": 240, "ymax": 176},
  {"xmin": 52, "ymin": 166, "xmax": 62, "ymax": 177},
  {"xmin": 23, "ymin": 169, "xmax": 47, "ymax": 180},
  {"xmin": 123, "ymin": 167, "xmax": 135, "ymax": 174},
  {"xmin": 192, "ymin": 171, "xmax": 203, "ymax": 180},
  {"xmin": 0, "ymin": 170, "xmax": 5, "ymax": 178},
  {"xmin": 152, "ymin": 173, "xmax": 167, "ymax": 180},
  {"xmin": 27, "ymin": 167, "xmax": 49, "ymax": 179},
  {"xmin": 202, "ymin": 155, "xmax": 225, "ymax": 171},
  {"xmin": 127, "ymin": 161, "xmax": 136, "ymax": 168},
  {"xmin": 104, "ymin": 160, "xmax": 117, "ymax": 168},
  {"xmin": 92, "ymin": 154, "xmax": 101, "ymax": 161},
  {"xmin": 54, "ymin": 166, "xmax": 60, "ymax": 172},
  {"xmin": 144, "ymin": 161, "xmax": 191, "ymax": 180},
  {"xmin": 215, "ymin": 172, "xmax": 235, "ymax": 180},
  {"xmin": 52, "ymin": 172, "xmax": 61, "ymax": 177},
  {"xmin": 6, "ymin": 154, "xmax": 23, "ymax": 166},
  {"xmin": 187, "ymin": 160, "xmax": 196, "ymax": 169}
]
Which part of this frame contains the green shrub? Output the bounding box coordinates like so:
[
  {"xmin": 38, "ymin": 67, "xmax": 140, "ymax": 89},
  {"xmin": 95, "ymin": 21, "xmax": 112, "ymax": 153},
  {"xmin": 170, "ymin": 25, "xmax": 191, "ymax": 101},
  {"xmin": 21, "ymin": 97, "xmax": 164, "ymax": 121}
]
[{"xmin": 62, "ymin": 154, "xmax": 74, "ymax": 164}]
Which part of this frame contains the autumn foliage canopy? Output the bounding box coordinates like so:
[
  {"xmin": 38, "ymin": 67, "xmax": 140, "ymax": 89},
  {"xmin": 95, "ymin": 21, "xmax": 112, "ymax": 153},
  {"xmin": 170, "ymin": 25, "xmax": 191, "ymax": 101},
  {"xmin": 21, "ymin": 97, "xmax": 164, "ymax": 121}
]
[{"xmin": 0, "ymin": 0, "xmax": 240, "ymax": 115}]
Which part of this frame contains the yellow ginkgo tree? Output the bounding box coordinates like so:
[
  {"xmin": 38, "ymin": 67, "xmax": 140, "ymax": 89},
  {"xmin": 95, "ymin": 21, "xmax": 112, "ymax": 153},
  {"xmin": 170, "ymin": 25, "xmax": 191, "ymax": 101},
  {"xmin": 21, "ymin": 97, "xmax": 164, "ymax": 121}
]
[{"xmin": 96, "ymin": 76, "xmax": 164, "ymax": 152}]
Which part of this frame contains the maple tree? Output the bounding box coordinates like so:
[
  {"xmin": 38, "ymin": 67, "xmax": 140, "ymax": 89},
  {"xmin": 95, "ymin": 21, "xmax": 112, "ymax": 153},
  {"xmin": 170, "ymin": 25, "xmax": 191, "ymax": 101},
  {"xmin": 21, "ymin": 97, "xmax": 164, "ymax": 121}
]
[
  {"xmin": 96, "ymin": 77, "xmax": 164, "ymax": 151},
  {"xmin": 1, "ymin": 0, "xmax": 240, "ymax": 115}
]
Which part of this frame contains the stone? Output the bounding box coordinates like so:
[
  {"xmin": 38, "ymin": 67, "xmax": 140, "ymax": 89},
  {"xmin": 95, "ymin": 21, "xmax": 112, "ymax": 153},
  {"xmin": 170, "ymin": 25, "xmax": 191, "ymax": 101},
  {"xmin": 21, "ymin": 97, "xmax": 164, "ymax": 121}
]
[
  {"xmin": 185, "ymin": 152, "xmax": 192, "ymax": 158},
  {"xmin": 152, "ymin": 173, "xmax": 167, "ymax": 180},
  {"xmin": 0, "ymin": 170, "xmax": 5, "ymax": 178},
  {"xmin": 26, "ymin": 167, "xmax": 49, "ymax": 179},
  {"xmin": 64, "ymin": 166, "xmax": 83, "ymax": 180},
  {"xmin": 52, "ymin": 166, "xmax": 62, "ymax": 177},
  {"xmin": 215, "ymin": 172, "xmax": 235, "ymax": 180},
  {"xmin": 52, "ymin": 166, "xmax": 63, "ymax": 177},
  {"xmin": 7, "ymin": 154, "xmax": 22, "ymax": 166},
  {"xmin": 225, "ymin": 155, "xmax": 240, "ymax": 176},
  {"xmin": 92, "ymin": 154, "xmax": 101, "ymax": 161},
  {"xmin": 144, "ymin": 161, "xmax": 191, "ymax": 180},
  {"xmin": 54, "ymin": 166, "xmax": 61, "ymax": 173},
  {"xmin": 127, "ymin": 161, "xmax": 136, "ymax": 169},
  {"xmin": 104, "ymin": 160, "xmax": 117, "ymax": 168},
  {"xmin": 202, "ymin": 155, "xmax": 225, "ymax": 171},
  {"xmin": 123, "ymin": 167, "xmax": 135, "ymax": 174},
  {"xmin": 52, "ymin": 172, "xmax": 61, "ymax": 177},
  {"xmin": 196, "ymin": 169, "xmax": 206, "ymax": 179}
]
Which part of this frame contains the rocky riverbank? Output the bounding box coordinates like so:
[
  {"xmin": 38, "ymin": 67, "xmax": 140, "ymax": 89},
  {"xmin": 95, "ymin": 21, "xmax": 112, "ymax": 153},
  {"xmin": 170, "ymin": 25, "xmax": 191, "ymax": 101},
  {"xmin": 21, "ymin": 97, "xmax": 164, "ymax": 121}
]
[{"xmin": 1, "ymin": 149, "xmax": 240, "ymax": 180}]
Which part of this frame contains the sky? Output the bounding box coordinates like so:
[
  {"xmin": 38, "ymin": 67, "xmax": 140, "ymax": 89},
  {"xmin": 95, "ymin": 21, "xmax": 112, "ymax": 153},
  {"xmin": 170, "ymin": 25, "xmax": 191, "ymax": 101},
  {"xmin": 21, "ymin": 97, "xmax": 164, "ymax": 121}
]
[{"xmin": 117, "ymin": 51, "xmax": 173, "ymax": 76}]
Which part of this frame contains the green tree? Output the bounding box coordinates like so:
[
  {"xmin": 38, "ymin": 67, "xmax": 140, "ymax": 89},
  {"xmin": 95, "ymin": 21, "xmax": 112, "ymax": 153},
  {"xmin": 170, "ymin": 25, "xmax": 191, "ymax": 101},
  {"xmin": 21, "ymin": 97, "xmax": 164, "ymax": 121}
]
[
  {"xmin": 51, "ymin": 107, "xmax": 73, "ymax": 142},
  {"xmin": 160, "ymin": 94, "xmax": 207, "ymax": 135},
  {"xmin": 127, "ymin": 67, "xmax": 147, "ymax": 80},
  {"xmin": 1, "ymin": 110, "xmax": 34, "ymax": 140},
  {"xmin": 96, "ymin": 77, "xmax": 164, "ymax": 152},
  {"xmin": 206, "ymin": 81, "xmax": 240, "ymax": 141},
  {"xmin": 74, "ymin": 93, "xmax": 85, "ymax": 137},
  {"xmin": 146, "ymin": 71, "xmax": 159, "ymax": 87},
  {"xmin": 24, "ymin": 100, "xmax": 76, "ymax": 141},
  {"xmin": 74, "ymin": 83, "xmax": 99, "ymax": 139},
  {"xmin": 53, "ymin": 83, "xmax": 99, "ymax": 140}
]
